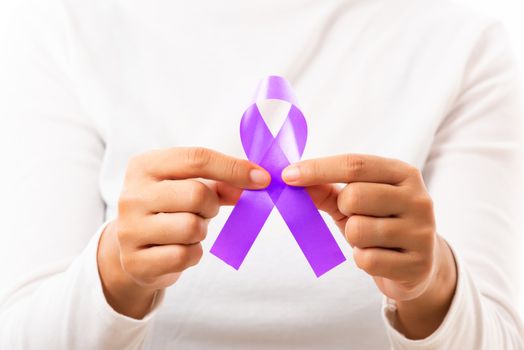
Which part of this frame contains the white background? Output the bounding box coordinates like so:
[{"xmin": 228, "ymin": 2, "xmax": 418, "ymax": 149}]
[{"xmin": 454, "ymin": 0, "xmax": 524, "ymax": 318}]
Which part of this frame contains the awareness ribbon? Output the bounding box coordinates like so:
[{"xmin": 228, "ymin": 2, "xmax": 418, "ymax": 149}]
[{"xmin": 210, "ymin": 76, "xmax": 346, "ymax": 277}]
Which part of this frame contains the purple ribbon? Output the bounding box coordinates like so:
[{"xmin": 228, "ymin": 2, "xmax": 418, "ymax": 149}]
[{"xmin": 210, "ymin": 76, "xmax": 346, "ymax": 277}]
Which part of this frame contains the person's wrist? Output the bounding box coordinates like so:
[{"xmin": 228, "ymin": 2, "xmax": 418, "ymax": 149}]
[
  {"xmin": 394, "ymin": 236, "xmax": 457, "ymax": 339},
  {"xmin": 97, "ymin": 221, "xmax": 158, "ymax": 319}
]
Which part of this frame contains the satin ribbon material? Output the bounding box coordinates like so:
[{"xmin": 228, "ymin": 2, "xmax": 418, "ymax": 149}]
[{"xmin": 210, "ymin": 76, "xmax": 346, "ymax": 277}]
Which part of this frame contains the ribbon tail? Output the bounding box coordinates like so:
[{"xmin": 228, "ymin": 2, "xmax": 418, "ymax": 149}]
[
  {"xmin": 275, "ymin": 186, "xmax": 346, "ymax": 277},
  {"xmin": 210, "ymin": 190, "xmax": 274, "ymax": 270}
]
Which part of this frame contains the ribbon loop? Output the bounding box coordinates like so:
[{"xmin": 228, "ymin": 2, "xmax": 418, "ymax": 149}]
[{"xmin": 210, "ymin": 76, "xmax": 346, "ymax": 277}]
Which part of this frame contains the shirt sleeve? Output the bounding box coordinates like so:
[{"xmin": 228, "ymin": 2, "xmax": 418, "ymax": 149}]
[
  {"xmin": 0, "ymin": 1, "xmax": 163, "ymax": 348},
  {"xmin": 381, "ymin": 22, "xmax": 524, "ymax": 349}
]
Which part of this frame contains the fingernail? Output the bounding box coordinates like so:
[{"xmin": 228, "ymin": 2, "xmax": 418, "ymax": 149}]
[
  {"xmin": 249, "ymin": 169, "xmax": 270, "ymax": 186},
  {"xmin": 282, "ymin": 166, "xmax": 300, "ymax": 182}
]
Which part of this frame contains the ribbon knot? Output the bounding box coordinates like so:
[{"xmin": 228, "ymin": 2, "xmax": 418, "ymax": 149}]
[{"xmin": 210, "ymin": 76, "xmax": 346, "ymax": 277}]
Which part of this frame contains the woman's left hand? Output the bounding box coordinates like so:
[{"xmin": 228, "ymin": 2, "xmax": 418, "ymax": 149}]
[{"xmin": 282, "ymin": 154, "xmax": 457, "ymax": 339}]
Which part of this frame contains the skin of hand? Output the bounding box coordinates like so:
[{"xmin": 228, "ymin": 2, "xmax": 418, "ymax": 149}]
[
  {"xmin": 97, "ymin": 147, "xmax": 270, "ymax": 319},
  {"xmin": 282, "ymin": 154, "xmax": 457, "ymax": 340}
]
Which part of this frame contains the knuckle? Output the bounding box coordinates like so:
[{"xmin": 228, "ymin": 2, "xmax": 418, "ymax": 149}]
[
  {"xmin": 418, "ymin": 226, "xmax": 436, "ymax": 247},
  {"xmin": 184, "ymin": 214, "xmax": 201, "ymax": 233},
  {"xmin": 412, "ymin": 194, "xmax": 434, "ymax": 212},
  {"xmin": 118, "ymin": 192, "xmax": 142, "ymax": 215},
  {"xmin": 354, "ymin": 250, "xmax": 377, "ymax": 273},
  {"xmin": 340, "ymin": 185, "xmax": 362, "ymax": 213},
  {"xmin": 191, "ymin": 244, "xmax": 204, "ymax": 265},
  {"xmin": 168, "ymin": 247, "xmax": 186, "ymax": 272},
  {"xmin": 336, "ymin": 194, "xmax": 347, "ymax": 215},
  {"xmin": 310, "ymin": 159, "xmax": 325, "ymax": 179},
  {"xmin": 209, "ymin": 201, "xmax": 220, "ymax": 218},
  {"xmin": 116, "ymin": 223, "xmax": 135, "ymax": 244},
  {"xmin": 185, "ymin": 147, "xmax": 211, "ymax": 169},
  {"xmin": 225, "ymin": 158, "xmax": 246, "ymax": 181},
  {"xmin": 363, "ymin": 254, "xmax": 377, "ymax": 273},
  {"xmin": 345, "ymin": 217, "xmax": 364, "ymax": 247},
  {"xmin": 185, "ymin": 215, "xmax": 207, "ymax": 241},
  {"xmin": 171, "ymin": 245, "xmax": 193, "ymax": 271},
  {"xmin": 169, "ymin": 244, "xmax": 203, "ymax": 272},
  {"xmin": 350, "ymin": 186, "xmax": 363, "ymax": 208},
  {"xmin": 353, "ymin": 249, "xmax": 366, "ymax": 269},
  {"xmin": 187, "ymin": 181, "xmax": 209, "ymax": 208},
  {"xmin": 345, "ymin": 154, "xmax": 365, "ymax": 179},
  {"xmin": 406, "ymin": 165, "xmax": 422, "ymax": 181}
]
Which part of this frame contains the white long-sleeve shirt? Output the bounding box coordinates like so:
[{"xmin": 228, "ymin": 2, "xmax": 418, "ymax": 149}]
[{"xmin": 0, "ymin": 0, "xmax": 523, "ymax": 348}]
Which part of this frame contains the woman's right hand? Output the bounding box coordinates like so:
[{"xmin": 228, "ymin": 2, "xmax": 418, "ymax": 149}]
[{"xmin": 97, "ymin": 147, "xmax": 270, "ymax": 319}]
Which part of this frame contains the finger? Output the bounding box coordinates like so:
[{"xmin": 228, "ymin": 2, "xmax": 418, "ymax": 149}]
[
  {"xmin": 149, "ymin": 180, "xmax": 220, "ymax": 218},
  {"xmin": 127, "ymin": 243, "xmax": 203, "ymax": 282},
  {"xmin": 345, "ymin": 215, "xmax": 410, "ymax": 250},
  {"xmin": 131, "ymin": 147, "xmax": 270, "ymax": 189},
  {"xmin": 200, "ymin": 179, "xmax": 244, "ymax": 206},
  {"xmin": 305, "ymin": 184, "xmax": 347, "ymax": 230},
  {"xmin": 282, "ymin": 154, "xmax": 415, "ymax": 186},
  {"xmin": 134, "ymin": 212, "xmax": 208, "ymax": 246},
  {"xmin": 353, "ymin": 247, "xmax": 421, "ymax": 280},
  {"xmin": 337, "ymin": 182, "xmax": 408, "ymax": 217}
]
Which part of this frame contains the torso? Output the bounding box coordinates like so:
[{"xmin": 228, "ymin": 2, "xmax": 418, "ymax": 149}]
[{"xmin": 65, "ymin": 0, "xmax": 487, "ymax": 347}]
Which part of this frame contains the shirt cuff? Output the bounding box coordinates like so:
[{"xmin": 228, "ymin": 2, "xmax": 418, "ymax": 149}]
[{"xmin": 381, "ymin": 243, "xmax": 468, "ymax": 349}]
